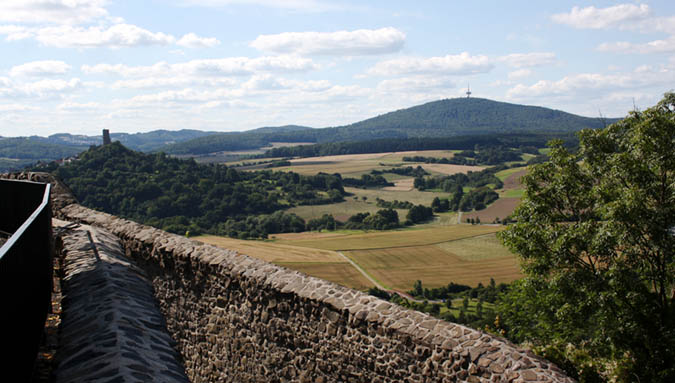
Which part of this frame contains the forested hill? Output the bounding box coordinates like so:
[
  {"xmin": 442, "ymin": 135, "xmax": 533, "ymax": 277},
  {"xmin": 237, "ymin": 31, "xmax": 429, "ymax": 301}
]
[
  {"xmin": 53, "ymin": 142, "xmax": 345, "ymax": 237},
  {"xmin": 162, "ymin": 97, "xmax": 620, "ymax": 155},
  {"xmin": 337, "ymin": 98, "xmax": 616, "ymax": 137}
]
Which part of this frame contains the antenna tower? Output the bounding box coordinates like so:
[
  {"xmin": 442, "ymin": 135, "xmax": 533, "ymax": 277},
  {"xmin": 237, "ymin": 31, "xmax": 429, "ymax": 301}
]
[{"xmin": 466, "ymin": 83, "xmax": 472, "ymax": 98}]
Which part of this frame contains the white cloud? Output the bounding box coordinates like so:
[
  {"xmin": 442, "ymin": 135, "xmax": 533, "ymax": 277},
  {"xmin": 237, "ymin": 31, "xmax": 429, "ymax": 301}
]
[
  {"xmin": 0, "ymin": 25, "xmax": 33, "ymax": 41},
  {"xmin": 9, "ymin": 60, "xmax": 71, "ymax": 77},
  {"xmin": 506, "ymin": 65, "xmax": 675, "ymax": 100},
  {"xmin": 377, "ymin": 76, "xmax": 455, "ymax": 92},
  {"xmin": 20, "ymin": 78, "xmax": 82, "ymax": 96},
  {"xmin": 498, "ymin": 52, "xmax": 556, "ymax": 68},
  {"xmin": 0, "ymin": 103, "xmax": 38, "ymax": 112},
  {"xmin": 33, "ymin": 24, "xmax": 176, "ymax": 48},
  {"xmin": 0, "ymin": 78, "xmax": 82, "ymax": 99},
  {"xmin": 250, "ymin": 27, "xmax": 405, "ymax": 56},
  {"xmin": 83, "ymin": 56, "xmax": 318, "ymax": 79},
  {"xmin": 597, "ymin": 36, "xmax": 675, "ymax": 54},
  {"xmin": 58, "ymin": 101, "xmax": 100, "ymax": 110},
  {"xmin": 0, "ymin": 0, "xmax": 109, "ymax": 25},
  {"xmin": 507, "ymin": 69, "xmax": 532, "ymax": 80},
  {"xmin": 367, "ymin": 52, "xmax": 493, "ymax": 76},
  {"xmin": 180, "ymin": 0, "xmax": 341, "ymax": 12},
  {"xmin": 176, "ymin": 33, "xmax": 220, "ymax": 48},
  {"xmin": 552, "ymin": 4, "xmax": 675, "ymax": 34},
  {"xmin": 551, "ymin": 4, "xmax": 650, "ymax": 30},
  {"xmin": 111, "ymin": 77, "xmax": 237, "ymax": 90}
]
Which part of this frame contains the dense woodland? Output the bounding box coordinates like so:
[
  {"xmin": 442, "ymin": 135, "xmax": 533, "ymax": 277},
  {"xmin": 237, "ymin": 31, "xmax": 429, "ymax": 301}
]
[
  {"xmin": 54, "ymin": 142, "xmax": 345, "ymax": 238},
  {"xmin": 403, "ymin": 145, "xmax": 528, "ymax": 165},
  {"xmin": 262, "ymin": 132, "xmax": 576, "ymax": 158}
]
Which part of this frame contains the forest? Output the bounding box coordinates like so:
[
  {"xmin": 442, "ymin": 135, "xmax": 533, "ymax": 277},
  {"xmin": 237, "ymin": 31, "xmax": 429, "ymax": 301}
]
[{"xmin": 53, "ymin": 142, "xmax": 345, "ymax": 238}]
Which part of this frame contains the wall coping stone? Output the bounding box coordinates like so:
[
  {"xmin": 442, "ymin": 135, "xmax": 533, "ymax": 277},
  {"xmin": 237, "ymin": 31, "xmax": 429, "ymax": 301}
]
[{"xmin": 53, "ymin": 219, "xmax": 189, "ymax": 383}]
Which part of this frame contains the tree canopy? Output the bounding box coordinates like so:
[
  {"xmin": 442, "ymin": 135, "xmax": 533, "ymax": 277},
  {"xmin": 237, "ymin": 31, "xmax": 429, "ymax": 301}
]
[{"xmin": 498, "ymin": 93, "xmax": 674, "ymax": 382}]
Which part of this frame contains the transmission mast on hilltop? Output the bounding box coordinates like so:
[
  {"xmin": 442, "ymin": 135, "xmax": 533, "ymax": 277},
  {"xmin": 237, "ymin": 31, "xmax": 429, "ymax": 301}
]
[{"xmin": 466, "ymin": 83, "xmax": 472, "ymax": 98}]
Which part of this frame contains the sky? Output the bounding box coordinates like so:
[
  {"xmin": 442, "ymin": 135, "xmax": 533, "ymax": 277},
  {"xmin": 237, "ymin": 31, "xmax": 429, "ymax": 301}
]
[{"xmin": 1, "ymin": 1, "xmax": 674, "ymax": 137}]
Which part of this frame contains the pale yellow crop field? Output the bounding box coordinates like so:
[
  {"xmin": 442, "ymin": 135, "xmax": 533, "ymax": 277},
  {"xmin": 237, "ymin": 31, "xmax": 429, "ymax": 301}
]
[
  {"xmin": 344, "ymin": 243, "xmax": 521, "ymax": 290},
  {"xmin": 265, "ymin": 150, "xmax": 481, "ymax": 178},
  {"xmin": 273, "ymin": 224, "xmax": 502, "ymax": 251}
]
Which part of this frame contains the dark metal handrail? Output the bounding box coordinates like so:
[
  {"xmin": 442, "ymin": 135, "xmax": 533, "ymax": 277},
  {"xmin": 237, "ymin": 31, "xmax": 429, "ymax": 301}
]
[{"xmin": 0, "ymin": 179, "xmax": 53, "ymax": 381}]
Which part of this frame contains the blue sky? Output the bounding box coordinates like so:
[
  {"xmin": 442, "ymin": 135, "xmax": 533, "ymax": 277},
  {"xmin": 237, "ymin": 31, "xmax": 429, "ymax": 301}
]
[{"xmin": 1, "ymin": 1, "xmax": 674, "ymax": 137}]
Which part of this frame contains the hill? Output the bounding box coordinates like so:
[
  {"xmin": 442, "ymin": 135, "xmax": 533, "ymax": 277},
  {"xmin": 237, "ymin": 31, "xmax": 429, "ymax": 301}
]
[
  {"xmin": 162, "ymin": 98, "xmax": 620, "ymax": 155},
  {"xmin": 47, "ymin": 129, "xmax": 218, "ymax": 152},
  {"xmin": 0, "ymin": 129, "xmax": 218, "ymax": 172},
  {"xmin": 54, "ymin": 142, "xmax": 345, "ymax": 238}
]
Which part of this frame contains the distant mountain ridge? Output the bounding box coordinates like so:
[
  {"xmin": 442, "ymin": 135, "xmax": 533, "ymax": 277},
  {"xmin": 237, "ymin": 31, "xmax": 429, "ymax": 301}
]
[
  {"xmin": 161, "ymin": 97, "xmax": 621, "ymax": 155},
  {"xmin": 1, "ymin": 97, "xmax": 621, "ymax": 171},
  {"xmin": 0, "ymin": 129, "xmax": 218, "ymax": 172}
]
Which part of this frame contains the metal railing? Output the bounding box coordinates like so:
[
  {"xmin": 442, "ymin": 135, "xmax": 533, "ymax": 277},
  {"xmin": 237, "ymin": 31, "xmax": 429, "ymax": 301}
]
[{"xmin": 0, "ymin": 179, "xmax": 53, "ymax": 381}]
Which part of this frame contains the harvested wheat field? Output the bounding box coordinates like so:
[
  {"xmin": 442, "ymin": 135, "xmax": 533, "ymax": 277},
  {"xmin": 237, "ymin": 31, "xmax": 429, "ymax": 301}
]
[
  {"xmin": 195, "ymin": 235, "xmax": 374, "ymax": 290},
  {"xmin": 195, "ymin": 235, "xmax": 343, "ymax": 263},
  {"xmin": 382, "ymin": 177, "xmax": 415, "ymax": 191},
  {"xmin": 418, "ymin": 163, "xmax": 485, "ymax": 176},
  {"xmin": 276, "ymin": 225, "xmax": 502, "ymax": 251},
  {"xmin": 463, "ymin": 198, "xmax": 521, "ymax": 223},
  {"xmin": 344, "ymin": 238, "xmax": 521, "ymax": 290}
]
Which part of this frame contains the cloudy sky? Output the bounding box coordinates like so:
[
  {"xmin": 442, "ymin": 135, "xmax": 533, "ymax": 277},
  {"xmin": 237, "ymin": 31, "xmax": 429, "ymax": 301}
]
[{"xmin": 1, "ymin": 1, "xmax": 674, "ymax": 137}]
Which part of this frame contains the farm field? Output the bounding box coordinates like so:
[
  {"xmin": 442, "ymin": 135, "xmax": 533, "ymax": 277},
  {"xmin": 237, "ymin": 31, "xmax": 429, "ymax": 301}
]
[
  {"xmin": 344, "ymin": 244, "xmax": 520, "ymax": 291},
  {"xmin": 207, "ymin": 150, "xmax": 530, "ymax": 292},
  {"xmin": 197, "ymin": 224, "xmax": 522, "ymax": 292},
  {"xmin": 253, "ymin": 150, "xmax": 483, "ymax": 178},
  {"xmin": 274, "ymin": 225, "xmax": 521, "ymax": 291},
  {"xmin": 272, "ymin": 224, "xmax": 502, "ymax": 251},
  {"xmin": 194, "ymin": 234, "xmax": 373, "ymax": 290},
  {"xmin": 287, "ymin": 185, "xmax": 444, "ymax": 221},
  {"xmin": 463, "ymin": 198, "xmax": 521, "ymax": 223}
]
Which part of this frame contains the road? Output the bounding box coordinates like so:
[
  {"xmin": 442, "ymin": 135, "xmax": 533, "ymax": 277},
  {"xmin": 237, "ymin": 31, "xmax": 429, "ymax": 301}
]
[
  {"xmin": 337, "ymin": 251, "xmax": 385, "ymax": 290},
  {"xmin": 337, "ymin": 251, "xmax": 444, "ymax": 304}
]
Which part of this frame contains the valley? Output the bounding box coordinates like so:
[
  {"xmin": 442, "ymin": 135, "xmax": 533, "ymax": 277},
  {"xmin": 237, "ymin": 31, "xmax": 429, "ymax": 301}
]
[{"xmin": 190, "ymin": 148, "xmax": 530, "ymax": 292}]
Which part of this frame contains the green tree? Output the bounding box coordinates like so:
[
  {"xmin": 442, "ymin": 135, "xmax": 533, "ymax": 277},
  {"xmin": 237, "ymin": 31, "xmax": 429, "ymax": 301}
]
[{"xmin": 498, "ymin": 93, "xmax": 675, "ymax": 382}]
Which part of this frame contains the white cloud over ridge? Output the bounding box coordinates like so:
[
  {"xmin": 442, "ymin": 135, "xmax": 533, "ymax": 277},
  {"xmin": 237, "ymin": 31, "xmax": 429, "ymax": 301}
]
[
  {"xmin": 377, "ymin": 76, "xmax": 455, "ymax": 92},
  {"xmin": 507, "ymin": 65, "xmax": 675, "ymax": 100},
  {"xmin": 498, "ymin": 52, "xmax": 556, "ymax": 68},
  {"xmin": 250, "ymin": 27, "xmax": 405, "ymax": 56},
  {"xmin": 367, "ymin": 52, "xmax": 493, "ymax": 76},
  {"xmin": 9, "ymin": 60, "xmax": 71, "ymax": 77}
]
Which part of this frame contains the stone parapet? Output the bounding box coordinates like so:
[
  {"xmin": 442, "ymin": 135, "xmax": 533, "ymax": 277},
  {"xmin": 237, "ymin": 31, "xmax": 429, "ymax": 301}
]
[
  {"xmin": 53, "ymin": 220, "xmax": 189, "ymax": 383},
  {"xmin": 60, "ymin": 203, "xmax": 575, "ymax": 383}
]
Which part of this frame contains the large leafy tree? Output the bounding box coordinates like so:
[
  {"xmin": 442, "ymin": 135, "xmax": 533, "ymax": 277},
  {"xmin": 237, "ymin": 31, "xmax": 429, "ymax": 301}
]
[{"xmin": 499, "ymin": 93, "xmax": 674, "ymax": 382}]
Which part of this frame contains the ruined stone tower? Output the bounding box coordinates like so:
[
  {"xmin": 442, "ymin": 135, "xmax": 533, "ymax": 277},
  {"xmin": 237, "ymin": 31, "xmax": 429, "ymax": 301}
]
[{"xmin": 102, "ymin": 129, "xmax": 111, "ymax": 145}]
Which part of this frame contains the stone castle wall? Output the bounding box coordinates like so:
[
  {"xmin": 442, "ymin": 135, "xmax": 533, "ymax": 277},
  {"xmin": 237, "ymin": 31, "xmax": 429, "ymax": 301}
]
[
  {"xmin": 60, "ymin": 202, "xmax": 574, "ymax": 383},
  {"xmin": 3, "ymin": 172, "xmax": 575, "ymax": 382}
]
